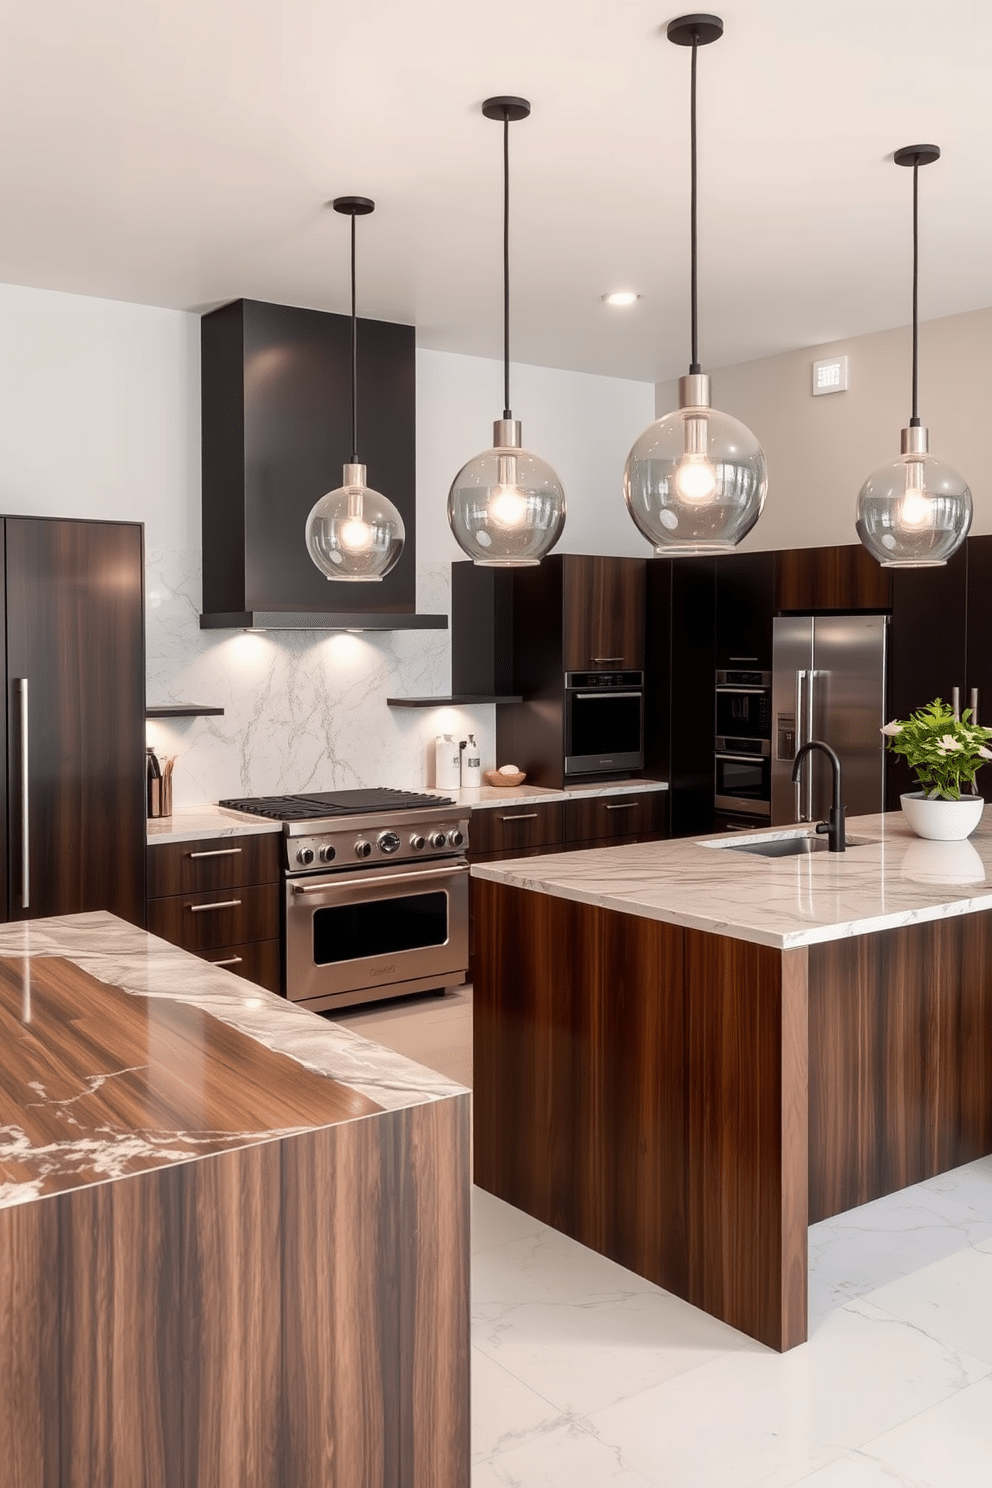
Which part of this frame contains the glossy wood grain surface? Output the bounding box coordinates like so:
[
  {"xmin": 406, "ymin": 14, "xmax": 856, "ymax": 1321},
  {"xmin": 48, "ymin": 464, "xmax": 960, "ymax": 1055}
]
[
  {"xmin": 562, "ymin": 555, "xmax": 646, "ymax": 671},
  {"xmin": 147, "ymin": 832, "xmax": 281, "ymax": 896},
  {"xmin": 473, "ymin": 878, "xmax": 808, "ymax": 1349},
  {"xmin": 776, "ymin": 542, "xmax": 892, "ymax": 612},
  {"xmin": 563, "ymin": 789, "xmax": 666, "ymax": 845},
  {"xmin": 467, "ymin": 800, "xmax": 565, "ymax": 856},
  {"xmin": 146, "ymin": 882, "xmax": 280, "ymax": 951},
  {"xmin": 808, "ymin": 915, "xmax": 992, "ymax": 1222},
  {"xmin": 1, "ymin": 1091, "xmax": 471, "ymax": 1488},
  {"xmin": 0, "ymin": 955, "xmax": 379, "ymax": 1200},
  {"xmin": 200, "ymin": 936, "xmax": 282, "ymax": 993}
]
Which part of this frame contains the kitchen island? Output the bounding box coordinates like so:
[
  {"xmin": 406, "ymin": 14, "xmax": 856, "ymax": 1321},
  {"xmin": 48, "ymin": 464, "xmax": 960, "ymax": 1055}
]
[
  {"xmin": 0, "ymin": 913, "xmax": 469, "ymax": 1488},
  {"xmin": 472, "ymin": 813, "xmax": 992, "ymax": 1352}
]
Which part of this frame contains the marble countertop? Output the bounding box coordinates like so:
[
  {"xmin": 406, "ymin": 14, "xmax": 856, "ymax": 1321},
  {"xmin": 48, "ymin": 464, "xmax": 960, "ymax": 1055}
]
[
  {"xmin": 0, "ymin": 912, "xmax": 466, "ymax": 1209},
  {"xmin": 430, "ymin": 778, "xmax": 668, "ymax": 810},
  {"xmin": 471, "ymin": 811, "xmax": 992, "ymax": 949},
  {"xmin": 148, "ymin": 804, "xmax": 282, "ymax": 845}
]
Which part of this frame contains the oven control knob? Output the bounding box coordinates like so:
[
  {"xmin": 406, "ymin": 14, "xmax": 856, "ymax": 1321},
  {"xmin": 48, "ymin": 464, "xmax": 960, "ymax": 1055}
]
[
  {"xmin": 409, "ymin": 833, "xmax": 426, "ymax": 851},
  {"xmin": 377, "ymin": 831, "xmax": 401, "ymax": 855},
  {"xmin": 318, "ymin": 844, "xmax": 336, "ymax": 864},
  {"xmin": 296, "ymin": 847, "xmax": 315, "ymax": 866},
  {"xmin": 355, "ymin": 839, "xmax": 372, "ymax": 859},
  {"xmin": 446, "ymin": 828, "xmax": 464, "ymax": 849},
  {"xmin": 429, "ymin": 831, "xmax": 447, "ymax": 850}
]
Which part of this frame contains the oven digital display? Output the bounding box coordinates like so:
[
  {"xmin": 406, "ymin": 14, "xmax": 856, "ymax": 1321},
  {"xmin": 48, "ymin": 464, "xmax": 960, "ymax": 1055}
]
[{"xmin": 312, "ymin": 892, "xmax": 449, "ymax": 965}]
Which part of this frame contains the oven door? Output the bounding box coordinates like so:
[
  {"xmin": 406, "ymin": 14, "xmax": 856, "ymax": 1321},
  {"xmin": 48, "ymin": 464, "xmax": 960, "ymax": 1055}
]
[
  {"xmin": 285, "ymin": 858, "xmax": 469, "ymax": 1009},
  {"xmin": 714, "ymin": 686, "xmax": 771, "ymax": 741},
  {"xmin": 714, "ymin": 751, "xmax": 771, "ymax": 817},
  {"xmin": 564, "ymin": 688, "xmax": 644, "ymax": 776}
]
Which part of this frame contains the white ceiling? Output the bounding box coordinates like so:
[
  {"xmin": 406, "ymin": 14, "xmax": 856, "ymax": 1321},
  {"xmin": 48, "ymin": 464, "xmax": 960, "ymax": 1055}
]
[{"xmin": 1, "ymin": 0, "xmax": 990, "ymax": 382}]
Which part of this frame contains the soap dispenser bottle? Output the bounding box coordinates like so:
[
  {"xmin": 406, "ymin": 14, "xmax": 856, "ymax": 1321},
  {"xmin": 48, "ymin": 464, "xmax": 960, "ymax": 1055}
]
[
  {"xmin": 461, "ymin": 733, "xmax": 482, "ymax": 788},
  {"xmin": 435, "ymin": 734, "xmax": 461, "ymax": 791}
]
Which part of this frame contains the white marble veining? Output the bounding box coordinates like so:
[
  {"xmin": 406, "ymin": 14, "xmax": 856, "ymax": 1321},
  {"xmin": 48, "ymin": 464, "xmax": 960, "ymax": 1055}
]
[
  {"xmin": 145, "ymin": 547, "xmax": 499, "ymax": 811},
  {"xmin": 147, "ymin": 804, "xmax": 283, "ymax": 844},
  {"xmin": 472, "ymin": 811, "xmax": 992, "ymax": 949},
  {"xmin": 434, "ymin": 778, "xmax": 668, "ymax": 811}
]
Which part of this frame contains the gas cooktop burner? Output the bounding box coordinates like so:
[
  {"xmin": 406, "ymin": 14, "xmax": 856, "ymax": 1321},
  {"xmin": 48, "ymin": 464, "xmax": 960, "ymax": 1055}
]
[{"xmin": 218, "ymin": 788, "xmax": 455, "ymax": 822}]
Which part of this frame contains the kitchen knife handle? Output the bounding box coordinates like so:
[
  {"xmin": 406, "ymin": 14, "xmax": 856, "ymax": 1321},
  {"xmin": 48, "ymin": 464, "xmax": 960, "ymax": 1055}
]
[{"xmin": 18, "ymin": 678, "xmax": 29, "ymax": 909}]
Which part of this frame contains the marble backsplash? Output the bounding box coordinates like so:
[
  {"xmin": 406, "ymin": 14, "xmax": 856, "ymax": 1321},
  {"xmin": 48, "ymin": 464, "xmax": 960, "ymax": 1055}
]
[{"xmin": 144, "ymin": 547, "xmax": 497, "ymax": 810}]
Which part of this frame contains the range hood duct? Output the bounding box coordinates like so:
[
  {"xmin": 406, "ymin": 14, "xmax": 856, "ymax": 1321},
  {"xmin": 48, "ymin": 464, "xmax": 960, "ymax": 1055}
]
[{"xmin": 199, "ymin": 298, "xmax": 446, "ymax": 631}]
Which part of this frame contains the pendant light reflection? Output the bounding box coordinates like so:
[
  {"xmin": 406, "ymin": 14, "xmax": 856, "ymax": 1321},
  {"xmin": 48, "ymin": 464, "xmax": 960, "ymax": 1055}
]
[
  {"xmin": 856, "ymin": 146, "xmax": 971, "ymax": 569},
  {"xmin": 306, "ymin": 197, "xmax": 405, "ymax": 582},
  {"xmin": 624, "ymin": 15, "xmax": 767, "ymax": 556},
  {"xmin": 447, "ymin": 98, "xmax": 566, "ymax": 567}
]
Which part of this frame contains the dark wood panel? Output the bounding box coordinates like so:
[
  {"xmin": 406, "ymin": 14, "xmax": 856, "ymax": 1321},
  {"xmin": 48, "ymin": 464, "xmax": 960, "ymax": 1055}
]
[
  {"xmin": 147, "ymin": 831, "xmax": 281, "ymax": 897},
  {"xmin": 668, "ymin": 557, "xmax": 716, "ymax": 837},
  {"xmin": 563, "ymin": 789, "xmax": 666, "ymax": 845},
  {"xmin": 59, "ymin": 1164, "xmax": 184, "ymax": 1488},
  {"xmin": 684, "ymin": 933, "xmax": 808, "ymax": 1350},
  {"xmin": 200, "ymin": 937, "xmax": 282, "ymax": 994},
  {"xmin": 5, "ymin": 517, "xmax": 145, "ymax": 926},
  {"xmin": 467, "ymin": 801, "xmax": 564, "ymax": 856},
  {"xmin": 450, "ymin": 563, "xmax": 515, "ymax": 697},
  {"xmin": 808, "ymin": 915, "xmax": 992, "ymax": 1222},
  {"xmin": 776, "ymin": 543, "xmax": 892, "ymax": 612},
  {"xmin": 473, "ymin": 879, "xmax": 689, "ymax": 1305},
  {"xmin": 146, "ymin": 882, "xmax": 280, "ymax": 952},
  {"xmin": 562, "ymin": 555, "xmax": 646, "ymax": 671},
  {"xmin": 966, "ymin": 534, "xmax": 992, "ymax": 800},
  {"xmin": 0, "ymin": 1199, "xmax": 61, "ymax": 1488},
  {"xmin": 715, "ymin": 550, "xmax": 777, "ymax": 670}
]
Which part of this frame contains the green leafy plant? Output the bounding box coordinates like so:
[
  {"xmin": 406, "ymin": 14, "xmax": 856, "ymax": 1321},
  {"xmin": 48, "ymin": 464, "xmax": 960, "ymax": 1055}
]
[{"xmin": 882, "ymin": 698, "xmax": 992, "ymax": 800}]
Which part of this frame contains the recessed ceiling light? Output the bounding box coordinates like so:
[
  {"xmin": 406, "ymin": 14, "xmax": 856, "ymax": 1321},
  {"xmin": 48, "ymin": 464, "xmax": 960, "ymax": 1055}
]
[{"xmin": 602, "ymin": 291, "xmax": 641, "ymax": 307}]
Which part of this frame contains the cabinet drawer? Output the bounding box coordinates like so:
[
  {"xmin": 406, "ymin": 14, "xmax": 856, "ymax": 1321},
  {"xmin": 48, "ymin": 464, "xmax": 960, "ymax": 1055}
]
[
  {"xmin": 468, "ymin": 802, "xmax": 564, "ymax": 857},
  {"xmin": 564, "ymin": 791, "xmax": 666, "ymax": 845},
  {"xmin": 199, "ymin": 938, "xmax": 282, "ymax": 995},
  {"xmin": 147, "ymin": 832, "xmax": 281, "ymax": 896},
  {"xmin": 146, "ymin": 884, "xmax": 280, "ymax": 952}
]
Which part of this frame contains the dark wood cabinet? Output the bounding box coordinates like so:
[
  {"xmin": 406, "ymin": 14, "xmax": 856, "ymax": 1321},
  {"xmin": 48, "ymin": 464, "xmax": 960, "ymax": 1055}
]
[
  {"xmin": 776, "ymin": 543, "xmax": 891, "ymax": 612},
  {"xmin": 468, "ymin": 801, "xmax": 565, "ymax": 858},
  {"xmin": 3, "ymin": 517, "xmax": 145, "ymax": 926},
  {"xmin": 563, "ymin": 789, "xmax": 666, "ymax": 846},
  {"xmin": 147, "ymin": 832, "xmax": 282, "ymax": 992},
  {"xmin": 562, "ymin": 556, "xmax": 645, "ymax": 671},
  {"xmin": 715, "ymin": 551, "xmax": 777, "ymax": 670}
]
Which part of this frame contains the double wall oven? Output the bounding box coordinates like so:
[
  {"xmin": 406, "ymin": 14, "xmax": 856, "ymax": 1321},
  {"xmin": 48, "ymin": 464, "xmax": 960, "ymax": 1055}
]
[
  {"xmin": 219, "ymin": 789, "xmax": 470, "ymax": 1012},
  {"xmin": 714, "ymin": 670, "xmax": 772, "ymax": 821}
]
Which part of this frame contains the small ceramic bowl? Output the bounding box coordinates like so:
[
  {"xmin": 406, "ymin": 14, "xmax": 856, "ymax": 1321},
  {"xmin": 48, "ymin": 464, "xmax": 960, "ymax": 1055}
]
[{"xmin": 485, "ymin": 769, "xmax": 526, "ymax": 787}]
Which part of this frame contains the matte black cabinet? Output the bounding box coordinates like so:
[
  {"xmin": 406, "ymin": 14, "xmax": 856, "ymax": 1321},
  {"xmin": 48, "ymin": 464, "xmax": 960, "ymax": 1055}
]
[
  {"xmin": 3, "ymin": 517, "xmax": 146, "ymax": 925},
  {"xmin": 715, "ymin": 551, "xmax": 776, "ymax": 670}
]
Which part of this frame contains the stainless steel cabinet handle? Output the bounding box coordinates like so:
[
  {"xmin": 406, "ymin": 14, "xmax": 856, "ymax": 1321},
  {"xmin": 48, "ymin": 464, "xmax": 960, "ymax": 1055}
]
[
  {"xmin": 188, "ymin": 898, "xmax": 242, "ymax": 913},
  {"xmin": 189, "ymin": 847, "xmax": 244, "ymax": 859},
  {"xmin": 208, "ymin": 955, "xmax": 244, "ymax": 967},
  {"xmin": 292, "ymin": 864, "xmax": 467, "ymax": 894},
  {"xmin": 604, "ymin": 802, "xmax": 637, "ymax": 811},
  {"xmin": 18, "ymin": 678, "xmax": 29, "ymax": 909},
  {"xmin": 499, "ymin": 813, "xmax": 539, "ymax": 821},
  {"xmin": 593, "ymin": 656, "xmax": 624, "ymax": 663}
]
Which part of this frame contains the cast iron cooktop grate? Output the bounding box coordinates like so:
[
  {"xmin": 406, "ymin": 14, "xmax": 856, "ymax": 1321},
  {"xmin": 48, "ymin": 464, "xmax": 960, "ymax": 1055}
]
[{"xmin": 218, "ymin": 788, "xmax": 455, "ymax": 822}]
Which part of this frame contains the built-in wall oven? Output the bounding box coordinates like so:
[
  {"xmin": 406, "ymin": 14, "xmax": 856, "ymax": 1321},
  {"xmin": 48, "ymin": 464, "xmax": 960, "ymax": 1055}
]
[
  {"xmin": 714, "ymin": 670, "xmax": 772, "ymax": 819},
  {"xmin": 564, "ymin": 670, "xmax": 644, "ymax": 778}
]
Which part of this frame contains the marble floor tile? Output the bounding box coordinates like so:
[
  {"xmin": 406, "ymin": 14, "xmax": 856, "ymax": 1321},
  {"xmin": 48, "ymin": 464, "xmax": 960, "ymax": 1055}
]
[
  {"xmin": 919, "ymin": 1153, "xmax": 992, "ymax": 1214},
  {"xmin": 470, "ymin": 1346, "xmax": 566, "ymax": 1465},
  {"xmin": 471, "ymin": 1417, "xmax": 659, "ymax": 1488},
  {"xmin": 862, "ymin": 1242, "xmax": 992, "ymax": 1367},
  {"xmin": 583, "ymin": 1296, "xmax": 990, "ymax": 1488},
  {"xmin": 794, "ymin": 1375, "xmax": 992, "ymax": 1488},
  {"xmin": 471, "ymin": 1187, "xmax": 548, "ymax": 1256}
]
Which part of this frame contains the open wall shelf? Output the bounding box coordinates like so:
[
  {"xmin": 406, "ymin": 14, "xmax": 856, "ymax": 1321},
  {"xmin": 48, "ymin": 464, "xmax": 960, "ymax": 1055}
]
[
  {"xmin": 146, "ymin": 705, "xmax": 225, "ymax": 718},
  {"xmin": 386, "ymin": 695, "xmax": 522, "ymax": 708}
]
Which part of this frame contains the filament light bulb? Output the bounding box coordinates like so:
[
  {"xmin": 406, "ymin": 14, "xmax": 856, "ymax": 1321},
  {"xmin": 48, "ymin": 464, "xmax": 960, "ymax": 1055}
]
[{"xmin": 674, "ymin": 456, "xmax": 718, "ymax": 502}]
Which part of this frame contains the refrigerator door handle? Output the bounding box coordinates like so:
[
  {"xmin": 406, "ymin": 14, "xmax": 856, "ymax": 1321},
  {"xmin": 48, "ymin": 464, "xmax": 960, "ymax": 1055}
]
[
  {"xmin": 17, "ymin": 678, "xmax": 29, "ymax": 909},
  {"xmin": 806, "ymin": 669, "xmax": 817, "ymax": 821},
  {"xmin": 970, "ymin": 687, "xmax": 979, "ymax": 725},
  {"xmin": 795, "ymin": 669, "xmax": 807, "ymax": 821},
  {"xmin": 952, "ymin": 686, "xmax": 961, "ymax": 721}
]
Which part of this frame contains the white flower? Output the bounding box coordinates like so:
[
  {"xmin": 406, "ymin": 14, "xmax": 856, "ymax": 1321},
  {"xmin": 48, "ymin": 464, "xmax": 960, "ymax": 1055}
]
[
  {"xmin": 938, "ymin": 734, "xmax": 963, "ymax": 751},
  {"xmin": 880, "ymin": 721, "xmax": 902, "ymax": 736},
  {"xmin": 979, "ymin": 746, "xmax": 992, "ymax": 761}
]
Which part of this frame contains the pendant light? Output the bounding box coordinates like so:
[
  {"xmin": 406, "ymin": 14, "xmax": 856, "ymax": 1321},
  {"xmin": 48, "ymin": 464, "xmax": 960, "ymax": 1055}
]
[
  {"xmin": 856, "ymin": 146, "xmax": 971, "ymax": 568},
  {"xmin": 624, "ymin": 15, "xmax": 767, "ymax": 556},
  {"xmin": 447, "ymin": 97, "xmax": 566, "ymax": 567},
  {"xmin": 306, "ymin": 196, "xmax": 405, "ymax": 582}
]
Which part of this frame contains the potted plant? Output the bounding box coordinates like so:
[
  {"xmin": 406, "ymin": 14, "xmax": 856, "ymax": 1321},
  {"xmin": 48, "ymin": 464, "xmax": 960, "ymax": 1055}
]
[{"xmin": 882, "ymin": 698, "xmax": 992, "ymax": 840}]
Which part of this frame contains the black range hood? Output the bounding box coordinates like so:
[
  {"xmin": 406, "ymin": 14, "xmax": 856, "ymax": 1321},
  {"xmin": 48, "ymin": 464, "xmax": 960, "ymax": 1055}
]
[{"xmin": 200, "ymin": 298, "xmax": 446, "ymax": 632}]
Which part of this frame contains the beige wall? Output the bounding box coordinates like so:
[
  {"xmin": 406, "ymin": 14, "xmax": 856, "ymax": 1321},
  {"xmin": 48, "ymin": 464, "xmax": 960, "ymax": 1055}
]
[{"xmin": 656, "ymin": 307, "xmax": 992, "ymax": 552}]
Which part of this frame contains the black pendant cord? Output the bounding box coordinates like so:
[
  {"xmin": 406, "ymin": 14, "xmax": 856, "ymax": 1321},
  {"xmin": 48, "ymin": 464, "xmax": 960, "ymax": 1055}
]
[
  {"xmin": 910, "ymin": 157, "xmax": 920, "ymax": 427},
  {"xmin": 502, "ymin": 110, "xmax": 512, "ymax": 421},
  {"xmin": 689, "ymin": 36, "xmax": 701, "ymax": 375},
  {"xmin": 350, "ymin": 211, "xmax": 359, "ymax": 462}
]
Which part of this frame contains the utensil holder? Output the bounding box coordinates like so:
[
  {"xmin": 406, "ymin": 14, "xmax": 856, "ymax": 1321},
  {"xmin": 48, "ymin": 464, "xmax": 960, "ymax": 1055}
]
[{"xmin": 147, "ymin": 772, "xmax": 172, "ymax": 818}]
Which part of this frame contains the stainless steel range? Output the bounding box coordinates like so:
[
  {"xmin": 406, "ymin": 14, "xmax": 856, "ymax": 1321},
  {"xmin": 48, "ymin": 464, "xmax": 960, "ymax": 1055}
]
[{"xmin": 218, "ymin": 789, "xmax": 470, "ymax": 1013}]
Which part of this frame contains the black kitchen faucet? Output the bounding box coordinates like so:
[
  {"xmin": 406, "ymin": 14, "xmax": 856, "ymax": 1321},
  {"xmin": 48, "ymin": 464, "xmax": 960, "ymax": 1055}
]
[{"xmin": 791, "ymin": 740, "xmax": 846, "ymax": 852}]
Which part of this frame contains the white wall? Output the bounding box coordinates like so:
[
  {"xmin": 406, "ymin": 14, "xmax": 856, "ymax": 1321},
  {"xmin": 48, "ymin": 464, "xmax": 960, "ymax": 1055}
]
[
  {"xmin": 656, "ymin": 306, "xmax": 992, "ymax": 552},
  {"xmin": 0, "ymin": 281, "xmax": 655, "ymax": 808}
]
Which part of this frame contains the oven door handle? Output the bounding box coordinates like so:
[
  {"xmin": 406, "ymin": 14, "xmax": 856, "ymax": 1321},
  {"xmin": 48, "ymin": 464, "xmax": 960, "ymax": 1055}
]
[
  {"xmin": 714, "ymin": 752, "xmax": 771, "ymax": 764},
  {"xmin": 291, "ymin": 863, "xmax": 467, "ymax": 894},
  {"xmin": 714, "ymin": 686, "xmax": 768, "ymax": 695},
  {"xmin": 570, "ymin": 690, "xmax": 643, "ymax": 701}
]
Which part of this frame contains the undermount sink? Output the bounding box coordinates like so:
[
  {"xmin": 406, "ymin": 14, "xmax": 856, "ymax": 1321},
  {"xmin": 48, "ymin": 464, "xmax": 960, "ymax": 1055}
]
[{"xmin": 713, "ymin": 832, "xmax": 875, "ymax": 859}]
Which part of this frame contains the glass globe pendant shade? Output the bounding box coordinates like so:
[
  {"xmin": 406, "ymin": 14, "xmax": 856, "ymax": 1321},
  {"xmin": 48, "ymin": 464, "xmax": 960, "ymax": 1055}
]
[
  {"xmin": 624, "ymin": 375, "xmax": 767, "ymax": 556},
  {"xmin": 306, "ymin": 463, "xmax": 405, "ymax": 581},
  {"xmin": 856, "ymin": 425, "xmax": 972, "ymax": 568},
  {"xmin": 447, "ymin": 420, "xmax": 566, "ymax": 567}
]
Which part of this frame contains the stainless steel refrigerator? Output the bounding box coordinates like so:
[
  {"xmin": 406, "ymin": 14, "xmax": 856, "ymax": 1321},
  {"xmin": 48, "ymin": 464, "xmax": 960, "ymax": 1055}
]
[{"xmin": 771, "ymin": 615, "xmax": 888, "ymax": 826}]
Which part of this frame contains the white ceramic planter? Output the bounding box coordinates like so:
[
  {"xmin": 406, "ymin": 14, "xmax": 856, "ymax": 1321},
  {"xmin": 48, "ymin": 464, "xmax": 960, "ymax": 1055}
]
[{"xmin": 900, "ymin": 791, "xmax": 985, "ymax": 841}]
